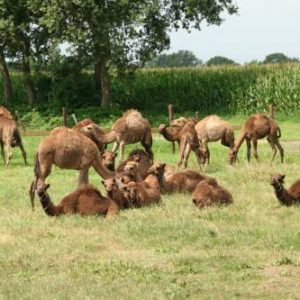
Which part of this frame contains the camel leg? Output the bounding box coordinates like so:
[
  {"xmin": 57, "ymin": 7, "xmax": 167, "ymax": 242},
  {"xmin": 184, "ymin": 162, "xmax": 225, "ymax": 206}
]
[
  {"xmin": 202, "ymin": 141, "xmax": 210, "ymax": 164},
  {"xmin": 177, "ymin": 138, "xmax": 187, "ymax": 170},
  {"xmin": 252, "ymin": 139, "xmax": 258, "ymax": 160},
  {"xmin": 192, "ymin": 145, "xmax": 203, "ymax": 171},
  {"xmin": 78, "ymin": 167, "xmax": 89, "ymax": 186},
  {"xmin": 246, "ymin": 139, "xmax": 251, "ymax": 162},
  {"xmin": 4, "ymin": 143, "xmax": 12, "ymax": 167},
  {"xmin": 267, "ymin": 138, "xmax": 277, "ymax": 163},
  {"xmin": 274, "ymin": 140, "xmax": 284, "ymax": 163},
  {"xmin": 183, "ymin": 143, "xmax": 192, "ymax": 169},
  {"xmin": 18, "ymin": 141, "xmax": 27, "ymax": 165},
  {"xmin": 111, "ymin": 142, "xmax": 119, "ymax": 153},
  {"xmin": 0, "ymin": 142, "xmax": 5, "ymax": 163},
  {"xmin": 141, "ymin": 133, "xmax": 154, "ymax": 162}
]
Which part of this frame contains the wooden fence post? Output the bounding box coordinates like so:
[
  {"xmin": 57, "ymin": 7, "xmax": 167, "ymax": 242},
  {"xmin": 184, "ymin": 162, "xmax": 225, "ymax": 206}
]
[
  {"xmin": 62, "ymin": 107, "xmax": 67, "ymax": 126},
  {"xmin": 168, "ymin": 104, "xmax": 175, "ymax": 153},
  {"xmin": 195, "ymin": 111, "xmax": 199, "ymax": 121},
  {"xmin": 71, "ymin": 113, "xmax": 78, "ymax": 125},
  {"xmin": 15, "ymin": 110, "xmax": 26, "ymax": 131},
  {"xmin": 269, "ymin": 104, "xmax": 275, "ymax": 119}
]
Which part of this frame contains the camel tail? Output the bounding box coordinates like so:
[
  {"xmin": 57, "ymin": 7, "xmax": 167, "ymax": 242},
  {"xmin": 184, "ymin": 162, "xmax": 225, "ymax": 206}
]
[
  {"xmin": 29, "ymin": 152, "xmax": 40, "ymax": 211},
  {"xmin": 276, "ymin": 127, "xmax": 281, "ymax": 139}
]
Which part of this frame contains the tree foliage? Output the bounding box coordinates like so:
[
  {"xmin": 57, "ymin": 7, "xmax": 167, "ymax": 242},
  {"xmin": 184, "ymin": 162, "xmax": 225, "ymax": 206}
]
[
  {"xmin": 263, "ymin": 52, "xmax": 298, "ymax": 64},
  {"xmin": 206, "ymin": 56, "xmax": 237, "ymax": 66},
  {"xmin": 146, "ymin": 50, "xmax": 202, "ymax": 67}
]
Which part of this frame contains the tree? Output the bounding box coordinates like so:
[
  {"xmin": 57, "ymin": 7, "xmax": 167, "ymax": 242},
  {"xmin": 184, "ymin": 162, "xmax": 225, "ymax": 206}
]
[
  {"xmin": 32, "ymin": 0, "xmax": 238, "ymax": 107},
  {"xmin": 263, "ymin": 53, "xmax": 298, "ymax": 64},
  {"xmin": 206, "ymin": 56, "xmax": 237, "ymax": 66},
  {"xmin": 146, "ymin": 50, "xmax": 202, "ymax": 68}
]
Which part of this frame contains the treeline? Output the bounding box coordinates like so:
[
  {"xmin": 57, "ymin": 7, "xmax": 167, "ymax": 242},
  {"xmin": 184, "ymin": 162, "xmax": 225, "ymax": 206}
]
[{"xmin": 1, "ymin": 63, "xmax": 299, "ymax": 118}]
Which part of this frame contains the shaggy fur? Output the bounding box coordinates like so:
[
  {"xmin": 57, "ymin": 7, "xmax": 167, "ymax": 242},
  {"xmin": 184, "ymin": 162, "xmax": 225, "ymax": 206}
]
[
  {"xmin": 121, "ymin": 174, "xmax": 161, "ymax": 207},
  {"xmin": 147, "ymin": 162, "xmax": 215, "ymax": 194},
  {"xmin": 0, "ymin": 114, "xmax": 27, "ymax": 166},
  {"xmin": 192, "ymin": 180, "xmax": 233, "ymax": 208},
  {"xmin": 271, "ymin": 174, "xmax": 300, "ymax": 206},
  {"xmin": 29, "ymin": 126, "xmax": 114, "ymax": 210},
  {"xmin": 228, "ymin": 114, "xmax": 284, "ymax": 164},
  {"xmin": 195, "ymin": 115, "xmax": 235, "ymax": 164},
  {"xmin": 36, "ymin": 184, "xmax": 119, "ymax": 217}
]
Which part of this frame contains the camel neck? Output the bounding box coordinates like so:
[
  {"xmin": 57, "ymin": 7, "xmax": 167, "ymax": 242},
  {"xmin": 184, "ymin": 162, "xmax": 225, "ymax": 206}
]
[
  {"xmin": 234, "ymin": 131, "xmax": 246, "ymax": 152},
  {"xmin": 273, "ymin": 184, "xmax": 295, "ymax": 206}
]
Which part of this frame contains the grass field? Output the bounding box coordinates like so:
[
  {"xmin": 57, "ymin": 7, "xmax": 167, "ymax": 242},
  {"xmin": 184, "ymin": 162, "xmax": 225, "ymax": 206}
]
[{"xmin": 1, "ymin": 119, "xmax": 300, "ymax": 299}]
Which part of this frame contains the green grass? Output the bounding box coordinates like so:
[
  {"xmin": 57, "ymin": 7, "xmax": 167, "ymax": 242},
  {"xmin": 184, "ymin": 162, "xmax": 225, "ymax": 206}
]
[{"xmin": 1, "ymin": 122, "xmax": 300, "ymax": 299}]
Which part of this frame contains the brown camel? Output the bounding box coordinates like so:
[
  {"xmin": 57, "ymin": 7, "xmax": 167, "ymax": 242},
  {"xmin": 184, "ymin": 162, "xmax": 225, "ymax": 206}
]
[
  {"xmin": 228, "ymin": 114, "xmax": 284, "ymax": 164},
  {"xmin": 0, "ymin": 106, "xmax": 13, "ymax": 119},
  {"xmin": 192, "ymin": 180, "xmax": 233, "ymax": 208},
  {"xmin": 29, "ymin": 126, "xmax": 115, "ymax": 210},
  {"xmin": 0, "ymin": 115, "xmax": 27, "ymax": 166},
  {"xmin": 147, "ymin": 162, "xmax": 215, "ymax": 194},
  {"xmin": 271, "ymin": 174, "xmax": 300, "ymax": 206},
  {"xmin": 195, "ymin": 115, "xmax": 235, "ymax": 164},
  {"xmin": 36, "ymin": 183, "xmax": 118, "ymax": 217},
  {"xmin": 159, "ymin": 120, "xmax": 203, "ymax": 169},
  {"xmin": 101, "ymin": 151, "xmax": 117, "ymax": 171},
  {"xmin": 80, "ymin": 110, "xmax": 153, "ymax": 161},
  {"xmin": 121, "ymin": 173, "xmax": 161, "ymax": 208},
  {"xmin": 116, "ymin": 149, "xmax": 152, "ymax": 180}
]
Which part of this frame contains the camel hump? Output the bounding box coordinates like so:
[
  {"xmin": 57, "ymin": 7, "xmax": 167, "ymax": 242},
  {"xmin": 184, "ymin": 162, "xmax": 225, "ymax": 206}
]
[{"xmin": 124, "ymin": 110, "xmax": 149, "ymax": 130}]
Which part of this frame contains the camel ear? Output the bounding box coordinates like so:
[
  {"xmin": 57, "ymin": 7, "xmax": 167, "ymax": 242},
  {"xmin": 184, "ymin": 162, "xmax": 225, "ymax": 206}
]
[
  {"xmin": 161, "ymin": 163, "xmax": 166, "ymax": 169},
  {"xmin": 101, "ymin": 180, "xmax": 105, "ymax": 186},
  {"xmin": 45, "ymin": 183, "xmax": 50, "ymax": 190},
  {"xmin": 281, "ymin": 174, "xmax": 285, "ymax": 181}
]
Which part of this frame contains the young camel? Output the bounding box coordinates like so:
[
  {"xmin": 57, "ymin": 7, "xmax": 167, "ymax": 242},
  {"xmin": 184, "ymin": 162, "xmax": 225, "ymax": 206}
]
[
  {"xmin": 101, "ymin": 151, "xmax": 117, "ymax": 171},
  {"xmin": 147, "ymin": 162, "xmax": 215, "ymax": 194},
  {"xmin": 195, "ymin": 115, "xmax": 235, "ymax": 164},
  {"xmin": 192, "ymin": 180, "xmax": 233, "ymax": 208},
  {"xmin": 121, "ymin": 173, "xmax": 161, "ymax": 208},
  {"xmin": 270, "ymin": 174, "xmax": 300, "ymax": 206},
  {"xmin": 29, "ymin": 126, "xmax": 115, "ymax": 210},
  {"xmin": 228, "ymin": 114, "xmax": 284, "ymax": 164},
  {"xmin": 0, "ymin": 115, "xmax": 27, "ymax": 166},
  {"xmin": 80, "ymin": 110, "xmax": 153, "ymax": 161},
  {"xmin": 159, "ymin": 119, "xmax": 203, "ymax": 169},
  {"xmin": 36, "ymin": 183, "xmax": 118, "ymax": 217}
]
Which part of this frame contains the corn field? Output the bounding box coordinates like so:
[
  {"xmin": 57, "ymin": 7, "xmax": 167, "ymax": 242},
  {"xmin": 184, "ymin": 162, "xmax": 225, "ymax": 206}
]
[{"xmin": 1, "ymin": 63, "xmax": 300, "ymax": 115}]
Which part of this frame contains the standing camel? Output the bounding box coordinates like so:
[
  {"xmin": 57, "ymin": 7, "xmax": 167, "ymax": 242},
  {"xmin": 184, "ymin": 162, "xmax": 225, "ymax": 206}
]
[
  {"xmin": 80, "ymin": 110, "xmax": 153, "ymax": 161},
  {"xmin": 29, "ymin": 126, "xmax": 115, "ymax": 210},
  {"xmin": 228, "ymin": 114, "xmax": 284, "ymax": 164},
  {"xmin": 195, "ymin": 115, "xmax": 235, "ymax": 164},
  {"xmin": 0, "ymin": 114, "xmax": 27, "ymax": 167}
]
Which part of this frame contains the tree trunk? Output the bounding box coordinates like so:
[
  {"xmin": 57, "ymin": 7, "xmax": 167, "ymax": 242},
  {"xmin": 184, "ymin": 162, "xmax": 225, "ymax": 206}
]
[
  {"xmin": 0, "ymin": 49, "xmax": 13, "ymax": 103},
  {"xmin": 21, "ymin": 41, "xmax": 35, "ymax": 106},
  {"xmin": 95, "ymin": 59, "xmax": 111, "ymax": 107}
]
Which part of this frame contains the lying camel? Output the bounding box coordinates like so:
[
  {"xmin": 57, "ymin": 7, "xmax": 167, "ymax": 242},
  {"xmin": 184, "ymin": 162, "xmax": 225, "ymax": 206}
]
[
  {"xmin": 116, "ymin": 149, "xmax": 152, "ymax": 180},
  {"xmin": 271, "ymin": 174, "xmax": 300, "ymax": 206},
  {"xmin": 36, "ymin": 183, "xmax": 118, "ymax": 217},
  {"xmin": 228, "ymin": 114, "xmax": 284, "ymax": 164},
  {"xmin": 195, "ymin": 115, "xmax": 235, "ymax": 164},
  {"xmin": 192, "ymin": 180, "xmax": 233, "ymax": 208},
  {"xmin": 29, "ymin": 126, "xmax": 114, "ymax": 210},
  {"xmin": 121, "ymin": 173, "xmax": 161, "ymax": 208},
  {"xmin": 0, "ymin": 115, "xmax": 27, "ymax": 166},
  {"xmin": 80, "ymin": 110, "xmax": 153, "ymax": 161},
  {"xmin": 147, "ymin": 162, "xmax": 215, "ymax": 194}
]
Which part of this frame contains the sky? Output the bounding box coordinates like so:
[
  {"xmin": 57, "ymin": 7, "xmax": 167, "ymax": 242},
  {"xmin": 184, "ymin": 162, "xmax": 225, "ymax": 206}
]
[{"xmin": 168, "ymin": 0, "xmax": 300, "ymax": 64}]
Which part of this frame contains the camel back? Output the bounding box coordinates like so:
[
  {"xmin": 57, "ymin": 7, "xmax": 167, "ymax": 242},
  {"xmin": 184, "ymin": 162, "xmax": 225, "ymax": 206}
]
[{"xmin": 0, "ymin": 106, "xmax": 13, "ymax": 119}]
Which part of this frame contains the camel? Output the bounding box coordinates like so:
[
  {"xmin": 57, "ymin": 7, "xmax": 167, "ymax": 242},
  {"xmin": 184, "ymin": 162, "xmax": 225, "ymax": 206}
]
[
  {"xmin": 80, "ymin": 110, "xmax": 153, "ymax": 161},
  {"xmin": 121, "ymin": 173, "xmax": 161, "ymax": 208},
  {"xmin": 0, "ymin": 115, "xmax": 27, "ymax": 166},
  {"xmin": 0, "ymin": 106, "xmax": 13, "ymax": 119},
  {"xmin": 147, "ymin": 162, "xmax": 215, "ymax": 194},
  {"xmin": 29, "ymin": 126, "xmax": 115, "ymax": 210},
  {"xmin": 228, "ymin": 114, "xmax": 284, "ymax": 164},
  {"xmin": 36, "ymin": 183, "xmax": 119, "ymax": 217},
  {"xmin": 101, "ymin": 151, "xmax": 117, "ymax": 171},
  {"xmin": 195, "ymin": 115, "xmax": 235, "ymax": 164},
  {"xmin": 116, "ymin": 149, "xmax": 152, "ymax": 180},
  {"xmin": 271, "ymin": 174, "xmax": 300, "ymax": 206},
  {"xmin": 159, "ymin": 120, "xmax": 203, "ymax": 169},
  {"xmin": 192, "ymin": 180, "xmax": 233, "ymax": 208}
]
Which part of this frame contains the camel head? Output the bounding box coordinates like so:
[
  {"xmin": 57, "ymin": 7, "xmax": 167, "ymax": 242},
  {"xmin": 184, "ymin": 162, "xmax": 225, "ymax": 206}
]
[
  {"xmin": 192, "ymin": 182, "xmax": 212, "ymax": 208},
  {"xmin": 76, "ymin": 119, "xmax": 106, "ymax": 152},
  {"xmin": 101, "ymin": 151, "xmax": 117, "ymax": 171},
  {"xmin": 123, "ymin": 161, "xmax": 139, "ymax": 177},
  {"xmin": 170, "ymin": 117, "xmax": 188, "ymax": 128},
  {"xmin": 36, "ymin": 182, "xmax": 50, "ymax": 197},
  {"xmin": 228, "ymin": 148, "xmax": 238, "ymax": 165},
  {"xmin": 102, "ymin": 178, "xmax": 117, "ymax": 193},
  {"xmin": 270, "ymin": 174, "xmax": 285, "ymax": 187}
]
